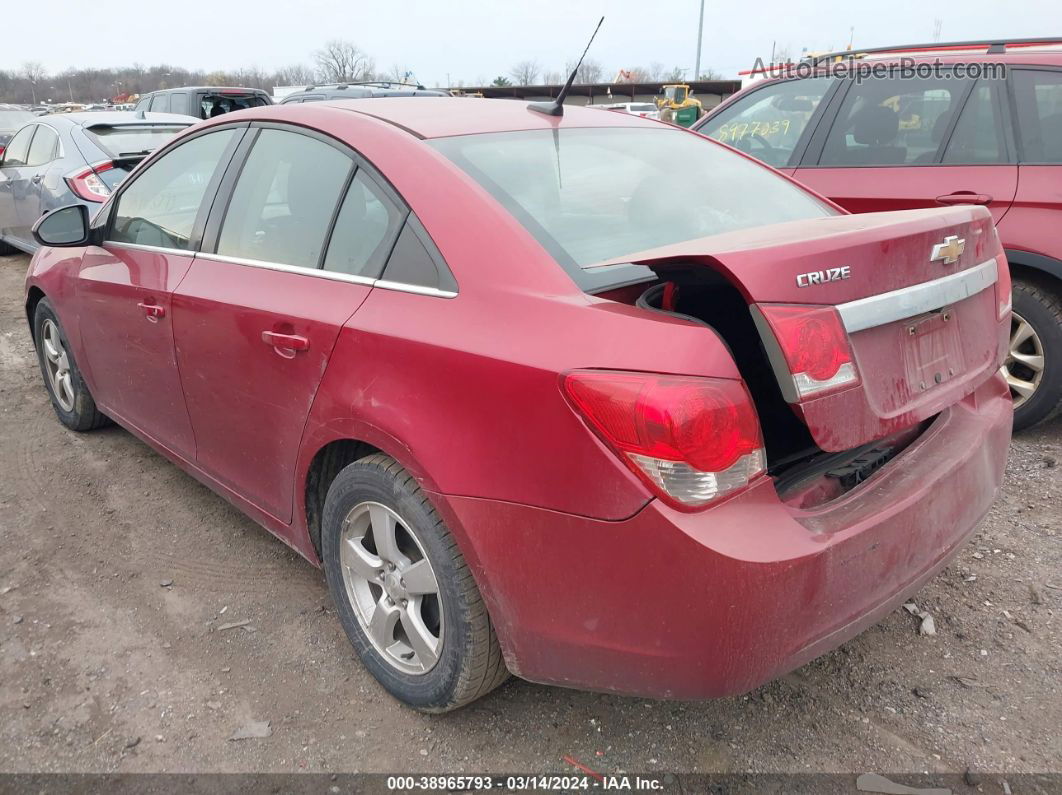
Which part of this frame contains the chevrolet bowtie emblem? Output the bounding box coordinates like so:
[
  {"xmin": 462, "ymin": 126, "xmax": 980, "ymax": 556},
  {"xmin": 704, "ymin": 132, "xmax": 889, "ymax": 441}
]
[{"xmin": 930, "ymin": 235, "xmax": 965, "ymax": 265}]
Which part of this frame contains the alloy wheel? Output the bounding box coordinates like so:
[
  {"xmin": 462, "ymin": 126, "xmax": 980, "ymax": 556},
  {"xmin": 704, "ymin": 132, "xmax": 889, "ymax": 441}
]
[
  {"xmin": 1005, "ymin": 310, "xmax": 1045, "ymax": 409},
  {"xmin": 339, "ymin": 501, "xmax": 443, "ymax": 675},
  {"xmin": 41, "ymin": 319, "xmax": 75, "ymax": 412}
]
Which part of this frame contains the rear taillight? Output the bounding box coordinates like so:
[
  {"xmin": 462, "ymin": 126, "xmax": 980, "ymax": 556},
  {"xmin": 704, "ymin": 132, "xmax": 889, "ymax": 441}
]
[
  {"xmin": 562, "ymin": 370, "xmax": 766, "ymax": 509},
  {"xmin": 0, "ymin": 145, "xmax": 5, "ymax": 159},
  {"xmin": 64, "ymin": 161, "xmax": 114, "ymax": 202},
  {"xmin": 757, "ymin": 304, "xmax": 860, "ymax": 399},
  {"xmin": 996, "ymin": 259, "xmax": 1012, "ymax": 320}
]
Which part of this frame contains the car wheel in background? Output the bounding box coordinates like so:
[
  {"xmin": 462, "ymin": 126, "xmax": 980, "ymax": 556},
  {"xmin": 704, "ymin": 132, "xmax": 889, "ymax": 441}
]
[
  {"xmin": 33, "ymin": 298, "xmax": 109, "ymax": 431},
  {"xmin": 321, "ymin": 453, "xmax": 509, "ymax": 712},
  {"xmin": 1007, "ymin": 280, "xmax": 1062, "ymax": 431},
  {"xmin": 0, "ymin": 238, "xmax": 20, "ymax": 256}
]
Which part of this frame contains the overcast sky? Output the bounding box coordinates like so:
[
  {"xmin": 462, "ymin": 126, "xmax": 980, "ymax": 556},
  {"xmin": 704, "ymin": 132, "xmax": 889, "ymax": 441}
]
[{"xmin": 5, "ymin": 0, "xmax": 1062, "ymax": 86}]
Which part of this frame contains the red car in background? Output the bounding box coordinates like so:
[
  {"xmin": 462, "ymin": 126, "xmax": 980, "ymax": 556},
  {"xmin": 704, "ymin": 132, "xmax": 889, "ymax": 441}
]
[
  {"xmin": 25, "ymin": 98, "xmax": 1010, "ymax": 711},
  {"xmin": 696, "ymin": 38, "xmax": 1062, "ymax": 430}
]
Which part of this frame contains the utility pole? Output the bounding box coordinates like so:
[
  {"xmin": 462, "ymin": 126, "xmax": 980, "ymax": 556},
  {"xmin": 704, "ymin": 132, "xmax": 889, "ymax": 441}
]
[{"xmin": 694, "ymin": 0, "xmax": 705, "ymax": 80}]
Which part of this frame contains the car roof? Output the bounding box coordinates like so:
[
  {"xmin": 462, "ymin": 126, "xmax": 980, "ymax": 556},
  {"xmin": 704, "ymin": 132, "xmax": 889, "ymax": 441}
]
[
  {"xmin": 149, "ymin": 86, "xmax": 268, "ymax": 93},
  {"xmin": 311, "ymin": 96, "xmax": 663, "ymax": 138},
  {"xmin": 51, "ymin": 111, "xmax": 200, "ymax": 127}
]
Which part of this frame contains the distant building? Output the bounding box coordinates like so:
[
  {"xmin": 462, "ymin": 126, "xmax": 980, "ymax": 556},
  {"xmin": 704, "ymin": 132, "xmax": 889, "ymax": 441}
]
[{"xmin": 448, "ymin": 79, "xmax": 741, "ymax": 109}]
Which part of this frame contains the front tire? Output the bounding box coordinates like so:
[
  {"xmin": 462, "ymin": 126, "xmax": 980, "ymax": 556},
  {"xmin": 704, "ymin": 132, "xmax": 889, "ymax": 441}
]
[
  {"xmin": 33, "ymin": 298, "xmax": 109, "ymax": 431},
  {"xmin": 321, "ymin": 454, "xmax": 509, "ymax": 712},
  {"xmin": 1007, "ymin": 280, "xmax": 1062, "ymax": 431}
]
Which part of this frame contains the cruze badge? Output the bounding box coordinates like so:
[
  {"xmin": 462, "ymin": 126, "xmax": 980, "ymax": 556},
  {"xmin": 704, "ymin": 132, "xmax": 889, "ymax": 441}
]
[
  {"xmin": 796, "ymin": 266, "xmax": 851, "ymax": 288},
  {"xmin": 930, "ymin": 235, "xmax": 965, "ymax": 265}
]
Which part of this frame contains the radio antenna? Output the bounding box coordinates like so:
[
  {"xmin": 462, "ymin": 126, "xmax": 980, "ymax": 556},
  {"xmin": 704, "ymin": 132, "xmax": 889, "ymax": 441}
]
[{"xmin": 528, "ymin": 16, "xmax": 604, "ymax": 117}]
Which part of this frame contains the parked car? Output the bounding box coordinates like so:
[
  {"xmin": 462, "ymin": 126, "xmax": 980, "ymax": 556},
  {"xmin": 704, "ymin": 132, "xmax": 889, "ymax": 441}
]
[
  {"xmin": 25, "ymin": 98, "xmax": 1011, "ymax": 711},
  {"xmin": 695, "ymin": 38, "xmax": 1062, "ymax": 430},
  {"xmin": 278, "ymin": 82, "xmax": 448, "ymax": 104},
  {"xmin": 0, "ymin": 104, "xmax": 35, "ymax": 157},
  {"xmin": 596, "ymin": 101, "xmax": 661, "ymax": 119},
  {"xmin": 0, "ymin": 112, "xmax": 198, "ymax": 255},
  {"xmin": 133, "ymin": 87, "xmax": 272, "ymax": 119}
]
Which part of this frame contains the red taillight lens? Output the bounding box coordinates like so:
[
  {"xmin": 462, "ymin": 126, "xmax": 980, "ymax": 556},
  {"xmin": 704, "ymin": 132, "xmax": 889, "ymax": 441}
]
[
  {"xmin": 757, "ymin": 304, "xmax": 860, "ymax": 399},
  {"xmin": 0, "ymin": 145, "xmax": 6, "ymax": 159},
  {"xmin": 562, "ymin": 370, "xmax": 766, "ymax": 508},
  {"xmin": 64, "ymin": 161, "xmax": 114, "ymax": 202}
]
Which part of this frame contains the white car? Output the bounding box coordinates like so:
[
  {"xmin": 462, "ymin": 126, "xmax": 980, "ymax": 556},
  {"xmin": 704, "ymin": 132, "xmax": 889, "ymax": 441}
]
[{"xmin": 595, "ymin": 102, "xmax": 660, "ymax": 120}]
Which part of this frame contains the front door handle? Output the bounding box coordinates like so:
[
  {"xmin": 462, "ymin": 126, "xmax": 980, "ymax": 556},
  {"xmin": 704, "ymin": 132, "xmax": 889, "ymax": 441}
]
[
  {"xmin": 261, "ymin": 330, "xmax": 310, "ymax": 357},
  {"xmin": 936, "ymin": 192, "xmax": 992, "ymax": 206},
  {"xmin": 137, "ymin": 301, "xmax": 165, "ymax": 322},
  {"xmin": 31, "ymin": 174, "xmax": 43, "ymax": 185}
]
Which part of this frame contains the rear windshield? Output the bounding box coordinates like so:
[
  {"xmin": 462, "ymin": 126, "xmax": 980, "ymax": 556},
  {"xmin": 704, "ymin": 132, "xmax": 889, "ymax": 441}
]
[
  {"xmin": 199, "ymin": 93, "xmax": 268, "ymax": 119},
  {"xmin": 0, "ymin": 110, "xmax": 34, "ymax": 131},
  {"xmin": 86, "ymin": 124, "xmax": 189, "ymax": 157},
  {"xmin": 430, "ymin": 127, "xmax": 834, "ymax": 286}
]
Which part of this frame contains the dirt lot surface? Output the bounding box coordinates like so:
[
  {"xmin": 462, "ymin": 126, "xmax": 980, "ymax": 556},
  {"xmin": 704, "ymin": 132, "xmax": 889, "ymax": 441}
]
[{"xmin": 1, "ymin": 251, "xmax": 1060, "ymax": 779}]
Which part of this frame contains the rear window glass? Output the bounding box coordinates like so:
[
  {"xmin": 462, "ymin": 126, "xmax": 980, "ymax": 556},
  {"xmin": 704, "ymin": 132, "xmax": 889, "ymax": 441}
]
[
  {"xmin": 629, "ymin": 104, "xmax": 656, "ymax": 112},
  {"xmin": 430, "ymin": 127, "xmax": 833, "ymax": 285},
  {"xmin": 200, "ymin": 94, "xmax": 267, "ymax": 119},
  {"xmin": 86, "ymin": 125, "xmax": 188, "ymax": 157}
]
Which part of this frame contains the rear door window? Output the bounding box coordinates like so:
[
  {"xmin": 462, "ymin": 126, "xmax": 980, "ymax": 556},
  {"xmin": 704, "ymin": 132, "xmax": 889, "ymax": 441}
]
[
  {"xmin": 109, "ymin": 128, "xmax": 237, "ymax": 250},
  {"xmin": 26, "ymin": 125, "xmax": 58, "ymax": 166},
  {"xmin": 1013, "ymin": 69, "xmax": 1062, "ymax": 163},
  {"xmin": 168, "ymin": 93, "xmax": 188, "ymax": 114},
  {"xmin": 322, "ymin": 170, "xmax": 404, "ymax": 277},
  {"xmin": 216, "ymin": 128, "xmax": 353, "ymax": 268},
  {"xmin": 942, "ymin": 81, "xmax": 1007, "ymax": 164},
  {"xmin": 149, "ymin": 94, "xmax": 172, "ymax": 113},
  {"xmin": 818, "ymin": 75, "xmax": 970, "ymax": 166},
  {"xmin": 1, "ymin": 126, "xmax": 35, "ymax": 166},
  {"xmin": 698, "ymin": 77, "xmax": 833, "ymax": 168}
]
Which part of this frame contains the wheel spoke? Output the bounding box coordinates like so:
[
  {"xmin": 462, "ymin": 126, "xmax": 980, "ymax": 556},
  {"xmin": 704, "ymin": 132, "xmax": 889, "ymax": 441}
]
[
  {"xmin": 58, "ymin": 374, "xmax": 75, "ymax": 406},
  {"xmin": 1010, "ymin": 319, "xmax": 1036, "ymax": 350},
  {"xmin": 1009, "ymin": 350, "xmax": 1045, "ymax": 373},
  {"xmin": 400, "ymin": 608, "xmax": 440, "ymax": 669},
  {"xmin": 367, "ymin": 598, "xmax": 399, "ymax": 649},
  {"xmin": 369, "ymin": 504, "xmax": 401, "ymax": 563},
  {"xmin": 1006, "ymin": 370, "xmax": 1037, "ymax": 400},
  {"xmin": 42, "ymin": 327, "xmax": 60, "ymax": 362},
  {"xmin": 341, "ymin": 536, "xmax": 383, "ymax": 581},
  {"xmin": 402, "ymin": 559, "xmax": 439, "ymax": 596}
]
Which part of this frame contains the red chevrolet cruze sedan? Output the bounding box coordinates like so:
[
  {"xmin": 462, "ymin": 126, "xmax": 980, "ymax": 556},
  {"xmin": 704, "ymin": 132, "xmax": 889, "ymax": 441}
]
[{"xmin": 25, "ymin": 98, "xmax": 1012, "ymax": 711}]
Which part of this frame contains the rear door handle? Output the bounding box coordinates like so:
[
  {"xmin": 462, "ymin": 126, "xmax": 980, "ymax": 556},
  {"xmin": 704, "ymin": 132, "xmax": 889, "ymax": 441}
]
[
  {"xmin": 936, "ymin": 192, "xmax": 992, "ymax": 206},
  {"xmin": 137, "ymin": 301, "xmax": 165, "ymax": 322},
  {"xmin": 261, "ymin": 330, "xmax": 310, "ymax": 355}
]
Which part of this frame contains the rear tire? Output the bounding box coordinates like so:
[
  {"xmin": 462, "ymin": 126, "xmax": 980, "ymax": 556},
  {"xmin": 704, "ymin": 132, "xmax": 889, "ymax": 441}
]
[
  {"xmin": 321, "ymin": 454, "xmax": 509, "ymax": 712},
  {"xmin": 1008, "ymin": 279, "xmax": 1062, "ymax": 431},
  {"xmin": 33, "ymin": 298, "xmax": 109, "ymax": 431},
  {"xmin": 0, "ymin": 238, "xmax": 20, "ymax": 256}
]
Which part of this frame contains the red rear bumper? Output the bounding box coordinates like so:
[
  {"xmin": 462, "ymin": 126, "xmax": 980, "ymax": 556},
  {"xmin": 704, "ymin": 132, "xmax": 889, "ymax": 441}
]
[{"xmin": 441, "ymin": 373, "xmax": 1012, "ymax": 699}]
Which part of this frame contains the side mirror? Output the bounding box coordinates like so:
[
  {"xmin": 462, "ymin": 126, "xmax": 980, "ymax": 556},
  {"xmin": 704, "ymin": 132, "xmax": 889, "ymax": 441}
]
[{"xmin": 32, "ymin": 204, "xmax": 91, "ymax": 247}]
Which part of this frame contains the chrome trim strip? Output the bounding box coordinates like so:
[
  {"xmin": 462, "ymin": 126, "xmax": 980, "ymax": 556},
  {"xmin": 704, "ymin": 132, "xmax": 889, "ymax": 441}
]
[
  {"xmin": 836, "ymin": 258, "xmax": 997, "ymax": 333},
  {"xmin": 374, "ymin": 279, "xmax": 458, "ymax": 299},
  {"xmin": 106, "ymin": 244, "xmax": 459, "ymax": 297},
  {"xmin": 195, "ymin": 252, "xmax": 377, "ymax": 286},
  {"xmin": 106, "ymin": 241, "xmax": 195, "ymax": 258}
]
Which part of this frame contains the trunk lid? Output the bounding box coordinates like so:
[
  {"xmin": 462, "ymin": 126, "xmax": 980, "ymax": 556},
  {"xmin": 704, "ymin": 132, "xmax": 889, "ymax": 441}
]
[{"xmin": 615, "ymin": 206, "xmax": 1009, "ymax": 451}]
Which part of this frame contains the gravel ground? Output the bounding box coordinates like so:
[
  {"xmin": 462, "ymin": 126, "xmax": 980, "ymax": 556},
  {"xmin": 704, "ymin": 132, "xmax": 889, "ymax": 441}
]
[{"xmin": 0, "ymin": 251, "xmax": 1059, "ymax": 777}]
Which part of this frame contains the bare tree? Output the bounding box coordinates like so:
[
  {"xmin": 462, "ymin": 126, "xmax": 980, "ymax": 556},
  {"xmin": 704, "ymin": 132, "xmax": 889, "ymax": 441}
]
[
  {"xmin": 508, "ymin": 60, "xmax": 541, "ymax": 86},
  {"xmin": 697, "ymin": 68, "xmax": 723, "ymax": 80},
  {"xmin": 564, "ymin": 57, "xmax": 603, "ymax": 84},
  {"xmin": 314, "ymin": 40, "xmax": 375, "ymax": 83},
  {"xmin": 21, "ymin": 61, "xmax": 46, "ymax": 104},
  {"xmin": 383, "ymin": 64, "xmax": 415, "ymax": 84},
  {"xmin": 276, "ymin": 63, "xmax": 318, "ymax": 87},
  {"xmin": 542, "ymin": 69, "xmax": 565, "ymax": 84}
]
